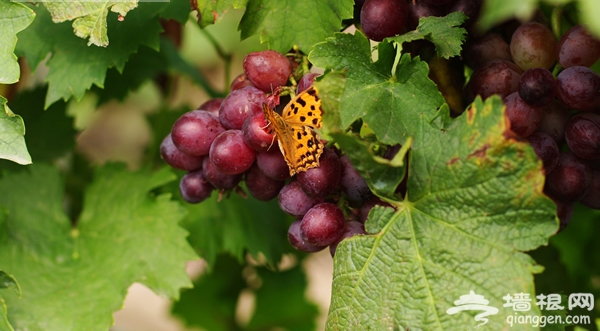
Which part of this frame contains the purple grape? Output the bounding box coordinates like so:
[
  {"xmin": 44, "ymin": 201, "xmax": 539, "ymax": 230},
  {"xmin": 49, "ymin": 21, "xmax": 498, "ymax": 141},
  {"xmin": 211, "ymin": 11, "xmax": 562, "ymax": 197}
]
[
  {"xmin": 503, "ymin": 92, "xmax": 543, "ymax": 138},
  {"xmin": 549, "ymin": 196, "xmax": 574, "ymax": 232},
  {"xmin": 557, "ymin": 66, "xmax": 600, "ymax": 112},
  {"xmin": 296, "ymin": 73, "xmax": 320, "ymax": 94},
  {"xmin": 518, "ymin": 68, "xmax": 556, "ymax": 108},
  {"xmin": 339, "ymin": 155, "xmax": 373, "ymax": 203},
  {"xmin": 448, "ymin": 0, "xmax": 482, "ymax": 29},
  {"xmin": 557, "ymin": 24, "xmax": 600, "ymax": 68},
  {"xmin": 171, "ymin": 110, "xmax": 226, "ymax": 156},
  {"xmin": 245, "ymin": 163, "xmax": 285, "ymax": 201},
  {"xmin": 209, "ymin": 130, "xmax": 256, "ymax": 175},
  {"xmin": 580, "ymin": 169, "xmax": 600, "ymax": 209},
  {"xmin": 287, "ymin": 219, "xmax": 326, "ymax": 253},
  {"xmin": 329, "ymin": 221, "xmax": 366, "ymax": 257},
  {"xmin": 180, "ymin": 170, "xmax": 214, "ymax": 203},
  {"xmin": 565, "ymin": 113, "xmax": 600, "ymax": 160},
  {"xmin": 526, "ymin": 132, "xmax": 559, "ymax": 174},
  {"xmin": 360, "ymin": 0, "xmax": 408, "ymax": 42},
  {"xmin": 537, "ymin": 100, "xmax": 570, "ymax": 143},
  {"xmin": 463, "ymin": 33, "xmax": 512, "ymax": 70},
  {"xmin": 202, "ymin": 157, "xmax": 242, "ymax": 190},
  {"xmin": 197, "ymin": 98, "xmax": 223, "ymax": 117},
  {"xmin": 219, "ymin": 86, "xmax": 267, "ymax": 130},
  {"xmin": 510, "ymin": 22, "xmax": 557, "ymax": 70},
  {"xmin": 300, "ymin": 203, "xmax": 346, "ymax": 247},
  {"xmin": 242, "ymin": 113, "xmax": 275, "ymax": 153},
  {"xmin": 466, "ymin": 60, "xmax": 522, "ymax": 102},
  {"xmin": 297, "ymin": 147, "xmax": 342, "ymax": 198},
  {"xmin": 278, "ymin": 181, "xmax": 321, "ymax": 217},
  {"xmin": 256, "ymin": 148, "xmax": 292, "ymax": 181},
  {"xmin": 406, "ymin": 1, "xmax": 445, "ymax": 31},
  {"xmin": 243, "ymin": 50, "xmax": 292, "ymax": 93},
  {"xmin": 160, "ymin": 133, "xmax": 204, "ymax": 171},
  {"xmin": 230, "ymin": 73, "xmax": 254, "ymax": 91},
  {"xmin": 545, "ymin": 152, "xmax": 592, "ymax": 202}
]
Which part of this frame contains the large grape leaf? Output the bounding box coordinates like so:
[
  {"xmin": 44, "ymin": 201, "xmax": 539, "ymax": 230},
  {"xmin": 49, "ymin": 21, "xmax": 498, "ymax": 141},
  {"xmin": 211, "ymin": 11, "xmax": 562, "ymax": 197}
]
[
  {"xmin": 0, "ymin": 164, "xmax": 197, "ymax": 331},
  {"xmin": 43, "ymin": 2, "xmax": 138, "ymax": 47},
  {"xmin": 309, "ymin": 32, "xmax": 446, "ymax": 145},
  {"xmin": 239, "ymin": 0, "xmax": 353, "ymax": 54},
  {"xmin": 182, "ymin": 191, "xmax": 293, "ymax": 267},
  {"xmin": 326, "ymin": 97, "xmax": 558, "ymax": 330},
  {"xmin": 0, "ymin": 0, "xmax": 35, "ymax": 84},
  {"xmin": 195, "ymin": 0, "xmax": 248, "ymax": 28},
  {"xmin": 0, "ymin": 96, "xmax": 31, "ymax": 165},
  {"xmin": 0, "ymin": 270, "xmax": 19, "ymax": 331},
  {"xmin": 15, "ymin": 4, "xmax": 171, "ymax": 108}
]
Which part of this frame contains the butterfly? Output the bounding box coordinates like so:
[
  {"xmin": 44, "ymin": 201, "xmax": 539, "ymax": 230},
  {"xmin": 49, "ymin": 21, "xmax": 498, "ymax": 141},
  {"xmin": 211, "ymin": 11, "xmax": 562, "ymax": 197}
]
[{"xmin": 262, "ymin": 85, "xmax": 324, "ymax": 176}]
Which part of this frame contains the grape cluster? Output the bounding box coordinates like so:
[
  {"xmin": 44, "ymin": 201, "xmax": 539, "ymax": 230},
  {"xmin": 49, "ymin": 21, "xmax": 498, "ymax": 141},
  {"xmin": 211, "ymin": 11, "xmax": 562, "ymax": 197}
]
[
  {"xmin": 463, "ymin": 22, "xmax": 600, "ymax": 229},
  {"xmin": 357, "ymin": 0, "xmax": 483, "ymax": 41},
  {"xmin": 161, "ymin": 50, "xmax": 388, "ymax": 256}
]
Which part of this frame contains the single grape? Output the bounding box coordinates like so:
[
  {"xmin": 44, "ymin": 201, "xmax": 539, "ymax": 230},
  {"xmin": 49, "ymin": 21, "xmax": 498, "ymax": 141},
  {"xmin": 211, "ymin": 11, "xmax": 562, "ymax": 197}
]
[
  {"xmin": 580, "ymin": 169, "xmax": 600, "ymax": 209},
  {"xmin": 300, "ymin": 203, "xmax": 346, "ymax": 247},
  {"xmin": 329, "ymin": 221, "xmax": 367, "ymax": 257},
  {"xmin": 557, "ymin": 66, "xmax": 600, "ymax": 112},
  {"xmin": 565, "ymin": 113, "xmax": 600, "ymax": 160},
  {"xmin": 545, "ymin": 152, "xmax": 592, "ymax": 202},
  {"xmin": 171, "ymin": 110, "xmax": 226, "ymax": 156},
  {"xmin": 230, "ymin": 73, "xmax": 254, "ymax": 91},
  {"xmin": 197, "ymin": 98, "xmax": 223, "ymax": 117},
  {"xmin": 518, "ymin": 68, "xmax": 556, "ymax": 107},
  {"xmin": 256, "ymin": 148, "xmax": 292, "ymax": 181},
  {"xmin": 297, "ymin": 147, "xmax": 342, "ymax": 198},
  {"xmin": 339, "ymin": 155, "xmax": 373, "ymax": 203},
  {"xmin": 537, "ymin": 100, "xmax": 570, "ymax": 143},
  {"xmin": 243, "ymin": 50, "xmax": 292, "ymax": 93},
  {"xmin": 406, "ymin": 1, "xmax": 445, "ymax": 31},
  {"xmin": 557, "ymin": 24, "xmax": 600, "ymax": 68},
  {"xmin": 209, "ymin": 130, "xmax": 256, "ymax": 175},
  {"xmin": 510, "ymin": 22, "xmax": 557, "ymax": 70},
  {"xmin": 202, "ymin": 157, "xmax": 242, "ymax": 190},
  {"xmin": 463, "ymin": 33, "xmax": 512, "ymax": 70},
  {"xmin": 219, "ymin": 86, "xmax": 267, "ymax": 130},
  {"xmin": 466, "ymin": 60, "xmax": 522, "ymax": 102},
  {"xmin": 359, "ymin": 197, "xmax": 393, "ymax": 223},
  {"xmin": 296, "ymin": 73, "xmax": 320, "ymax": 94},
  {"xmin": 503, "ymin": 92, "xmax": 543, "ymax": 138},
  {"xmin": 287, "ymin": 219, "xmax": 326, "ymax": 253},
  {"xmin": 447, "ymin": 0, "xmax": 482, "ymax": 29},
  {"xmin": 180, "ymin": 170, "xmax": 214, "ymax": 204},
  {"xmin": 242, "ymin": 113, "xmax": 275, "ymax": 153},
  {"xmin": 278, "ymin": 181, "xmax": 321, "ymax": 217},
  {"xmin": 526, "ymin": 132, "xmax": 559, "ymax": 174},
  {"xmin": 360, "ymin": 0, "xmax": 408, "ymax": 42},
  {"xmin": 549, "ymin": 196, "xmax": 574, "ymax": 232},
  {"xmin": 160, "ymin": 133, "xmax": 204, "ymax": 171},
  {"xmin": 245, "ymin": 163, "xmax": 285, "ymax": 201}
]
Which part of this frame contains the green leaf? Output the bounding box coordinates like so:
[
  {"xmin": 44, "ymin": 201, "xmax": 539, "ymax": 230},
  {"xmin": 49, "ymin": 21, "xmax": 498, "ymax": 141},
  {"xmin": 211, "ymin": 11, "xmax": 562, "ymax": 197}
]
[
  {"xmin": 196, "ymin": 0, "xmax": 248, "ymax": 28},
  {"xmin": 43, "ymin": 2, "xmax": 138, "ymax": 47},
  {"xmin": 330, "ymin": 133, "xmax": 406, "ymax": 200},
  {"xmin": 16, "ymin": 4, "xmax": 169, "ymax": 108},
  {"xmin": 326, "ymin": 97, "xmax": 557, "ymax": 330},
  {"xmin": 309, "ymin": 33, "xmax": 445, "ymax": 144},
  {"xmin": 0, "ymin": 0, "xmax": 35, "ymax": 84},
  {"xmin": 478, "ymin": 0, "xmax": 537, "ymax": 33},
  {"xmin": 183, "ymin": 191, "xmax": 293, "ymax": 267},
  {"xmin": 0, "ymin": 96, "xmax": 31, "ymax": 165},
  {"xmin": 390, "ymin": 12, "xmax": 468, "ymax": 59},
  {"xmin": 239, "ymin": 0, "xmax": 354, "ymax": 53},
  {"xmin": 578, "ymin": 0, "xmax": 600, "ymax": 38},
  {"xmin": 315, "ymin": 71, "xmax": 345, "ymax": 136},
  {"xmin": 246, "ymin": 266, "xmax": 319, "ymax": 331},
  {"xmin": 172, "ymin": 254, "xmax": 245, "ymax": 331},
  {"xmin": 0, "ymin": 164, "xmax": 197, "ymax": 331}
]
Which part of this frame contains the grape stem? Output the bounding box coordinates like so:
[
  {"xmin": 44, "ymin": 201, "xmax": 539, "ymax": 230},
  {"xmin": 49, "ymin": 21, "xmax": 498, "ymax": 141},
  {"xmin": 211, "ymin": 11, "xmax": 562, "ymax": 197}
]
[
  {"xmin": 551, "ymin": 4, "xmax": 564, "ymax": 40},
  {"xmin": 198, "ymin": 28, "xmax": 233, "ymax": 94}
]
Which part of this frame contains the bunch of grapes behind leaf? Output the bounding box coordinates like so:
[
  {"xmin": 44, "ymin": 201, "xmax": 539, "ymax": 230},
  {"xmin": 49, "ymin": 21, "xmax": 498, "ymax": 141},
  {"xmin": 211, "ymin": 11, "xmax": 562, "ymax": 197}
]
[
  {"xmin": 358, "ymin": 0, "xmax": 600, "ymax": 229},
  {"xmin": 161, "ymin": 50, "xmax": 384, "ymax": 256}
]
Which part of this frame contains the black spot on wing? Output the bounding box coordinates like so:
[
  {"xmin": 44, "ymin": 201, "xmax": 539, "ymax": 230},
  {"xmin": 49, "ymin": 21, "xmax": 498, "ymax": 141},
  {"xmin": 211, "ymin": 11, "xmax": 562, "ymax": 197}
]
[
  {"xmin": 300, "ymin": 116, "xmax": 306, "ymax": 122},
  {"xmin": 297, "ymin": 97, "xmax": 307, "ymax": 107},
  {"xmin": 312, "ymin": 118, "xmax": 318, "ymax": 125}
]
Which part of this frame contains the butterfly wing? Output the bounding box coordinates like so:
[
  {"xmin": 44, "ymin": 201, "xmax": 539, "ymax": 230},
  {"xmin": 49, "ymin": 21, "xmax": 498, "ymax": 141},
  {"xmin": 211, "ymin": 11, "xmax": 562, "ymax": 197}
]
[{"xmin": 280, "ymin": 86, "xmax": 323, "ymax": 129}]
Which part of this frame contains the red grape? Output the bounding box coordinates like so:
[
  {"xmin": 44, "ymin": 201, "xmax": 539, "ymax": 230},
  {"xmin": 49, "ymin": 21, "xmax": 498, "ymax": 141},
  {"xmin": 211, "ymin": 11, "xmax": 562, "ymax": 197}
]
[
  {"xmin": 406, "ymin": 1, "xmax": 444, "ymax": 31},
  {"xmin": 339, "ymin": 155, "xmax": 373, "ymax": 203},
  {"xmin": 160, "ymin": 133, "xmax": 204, "ymax": 171},
  {"xmin": 503, "ymin": 92, "xmax": 543, "ymax": 138},
  {"xmin": 557, "ymin": 24, "xmax": 600, "ymax": 68},
  {"xmin": 278, "ymin": 181, "xmax": 321, "ymax": 217},
  {"xmin": 197, "ymin": 98, "xmax": 223, "ymax": 117},
  {"xmin": 545, "ymin": 152, "xmax": 592, "ymax": 202},
  {"xmin": 230, "ymin": 73, "xmax": 254, "ymax": 91},
  {"xmin": 287, "ymin": 219, "xmax": 326, "ymax": 253},
  {"xmin": 565, "ymin": 113, "xmax": 600, "ymax": 160},
  {"xmin": 537, "ymin": 100, "xmax": 570, "ymax": 143},
  {"xmin": 329, "ymin": 221, "xmax": 366, "ymax": 257},
  {"xmin": 219, "ymin": 86, "xmax": 267, "ymax": 130},
  {"xmin": 466, "ymin": 60, "xmax": 522, "ymax": 101},
  {"xmin": 526, "ymin": 132, "xmax": 559, "ymax": 174},
  {"xmin": 297, "ymin": 147, "xmax": 342, "ymax": 198},
  {"xmin": 296, "ymin": 73, "xmax": 320, "ymax": 94},
  {"xmin": 171, "ymin": 110, "xmax": 226, "ymax": 156},
  {"xmin": 245, "ymin": 163, "xmax": 285, "ymax": 201},
  {"xmin": 202, "ymin": 157, "xmax": 242, "ymax": 190},
  {"xmin": 242, "ymin": 113, "xmax": 275, "ymax": 153},
  {"xmin": 256, "ymin": 148, "xmax": 292, "ymax": 181},
  {"xmin": 518, "ymin": 68, "xmax": 556, "ymax": 108},
  {"xmin": 243, "ymin": 50, "xmax": 292, "ymax": 93},
  {"xmin": 463, "ymin": 33, "xmax": 512, "ymax": 70},
  {"xmin": 209, "ymin": 130, "xmax": 256, "ymax": 175},
  {"xmin": 360, "ymin": 0, "xmax": 408, "ymax": 42},
  {"xmin": 180, "ymin": 170, "xmax": 214, "ymax": 203},
  {"xmin": 300, "ymin": 203, "xmax": 346, "ymax": 247},
  {"xmin": 510, "ymin": 22, "xmax": 557, "ymax": 70},
  {"xmin": 556, "ymin": 66, "xmax": 600, "ymax": 112}
]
